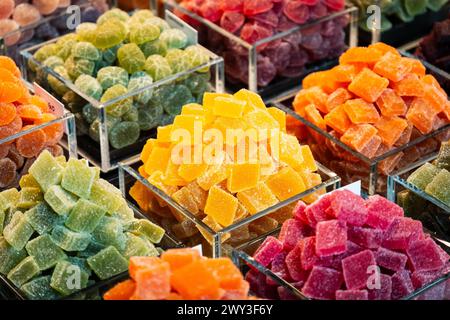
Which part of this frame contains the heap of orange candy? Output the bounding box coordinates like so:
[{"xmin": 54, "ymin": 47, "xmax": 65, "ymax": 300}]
[
  {"xmin": 0, "ymin": 56, "xmax": 64, "ymax": 189},
  {"xmin": 103, "ymin": 248, "xmax": 254, "ymax": 300}
]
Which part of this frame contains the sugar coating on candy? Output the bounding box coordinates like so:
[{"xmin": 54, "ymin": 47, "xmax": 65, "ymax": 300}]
[
  {"xmin": 87, "ymin": 246, "xmax": 129, "ymax": 280},
  {"xmin": 44, "ymin": 185, "xmax": 78, "ymax": 216},
  {"xmin": 25, "ymin": 234, "xmax": 66, "ymax": 270},
  {"xmin": 365, "ymin": 195, "xmax": 404, "ymax": 230},
  {"xmin": 406, "ymin": 238, "xmax": 446, "ymax": 272},
  {"xmin": 302, "ymin": 266, "xmax": 342, "ymax": 300},
  {"xmin": 7, "ymin": 256, "xmax": 40, "ymax": 287},
  {"xmin": 253, "ymin": 236, "xmax": 283, "ymax": 267},
  {"xmin": 315, "ymin": 220, "xmax": 347, "ymax": 257},
  {"xmin": 348, "ymin": 226, "xmax": 383, "ymax": 249},
  {"xmin": 336, "ymin": 290, "xmax": 368, "ymax": 300},
  {"xmin": 50, "ymin": 260, "xmax": 89, "ymax": 296},
  {"xmin": 342, "ymin": 250, "xmax": 376, "ymax": 290},
  {"xmin": 391, "ymin": 270, "xmax": 414, "ymax": 300},
  {"xmin": 0, "ymin": 237, "xmax": 27, "ymax": 275},
  {"xmin": 21, "ymin": 275, "xmax": 60, "ymax": 300},
  {"xmin": 3, "ymin": 211, "xmax": 34, "ymax": 250},
  {"xmin": 382, "ymin": 217, "xmax": 422, "ymax": 251},
  {"xmin": 329, "ymin": 190, "xmax": 367, "ymax": 226}
]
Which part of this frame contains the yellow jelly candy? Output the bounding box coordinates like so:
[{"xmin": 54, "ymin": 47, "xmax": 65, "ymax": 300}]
[
  {"xmin": 178, "ymin": 162, "xmax": 208, "ymax": 182},
  {"xmin": 202, "ymin": 92, "xmax": 233, "ymax": 109},
  {"xmin": 172, "ymin": 187, "xmax": 199, "ymax": 215},
  {"xmin": 266, "ymin": 167, "xmax": 306, "ymax": 200},
  {"xmin": 181, "ymin": 103, "xmax": 204, "ymax": 116},
  {"xmin": 233, "ymin": 89, "xmax": 266, "ymax": 109},
  {"xmin": 164, "ymin": 160, "xmax": 187, "ymax": 187},
  {"xmin": 300, "ymin": 172, "xmax": 324, "ymax": 203},
  {"xmin": 147, "ymin": 171, "xmax": 178, "ymax": 197},
  {"xmin": 212, "ymin": 96, "xmax": 246, "ymax": 118},
  {"xmin": 256, "ymin": 145, "xmax": 277, "ymax": 176},
  {"xmin": 226, "ymin": 163, "xmax": 261, "ymax": 193},
  {"xmin": 272, "ymin": 132, "xmax": 304, "ymax": 169},
  {"xmin": 268, "ymin": 107, "xmax": 286, "ymax": 132},
  {"xmin": 172, "ymin": 115, "xmax": 205, "ymax": 144},
  {"xmin": 157, "ymin": 125, "xmax": 173, "ymax": 143},
  {"xmin": 144, "ymin": 146, "xmax": 171, "ymax": 175},
  {"xmin": 196, "ymin": 156, "xmax": 229, "ymax": 191},
  {"xmin": 296, "ymin": 145, "xmax": 318, "ymax": 172},
  {"xmin": 244, "ymin": 110, "xmax": 280, "ymax": 133},
  {"xmin": 197, "ymin": 215, "xmax": 231, "ymax": 244},
  {"xmin": 237, "ymin": 182, "xmax": 278, "ymax": 215},
  {"xmin": 140, "ymin": 139, "xmax": 156, "ymax": 163},
  {"xmin": 204, "ymin": 186, "xmax": 238, "ymax": 227},
  {"xmin": 213, "ymin": 117, "xmax": 248, "ymax": 145},
  {"xmin": 235, "ymin": 202, "xmax": 249, "ymax": 221}
]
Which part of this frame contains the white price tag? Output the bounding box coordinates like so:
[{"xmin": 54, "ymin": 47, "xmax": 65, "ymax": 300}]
[
  {"xmin": 165, "ymin": 10, "xmax": 198, "ymax": 46},
  {"xmin": 33, "ymin": 82, "xmax": 65, "ymax": 117},
  {"xmin": 338, "ymin": 180, "xmax": 361, "ymax": 196},
  {"xmin": 192, "ymin": 244, "xmax": 203, "ymax": 256}
]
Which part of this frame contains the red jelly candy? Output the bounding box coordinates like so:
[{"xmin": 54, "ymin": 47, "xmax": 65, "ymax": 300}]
[
  {"xmin": 391, "ymin": 270, "xmax": 414, "ymax": 300},
  {"xmin": 220, "ymin": 11, "xmax": 245, "ymax": 33},
  {"xmin": 329, "ymin": 190, "xmax": 368, "ymax": 226},
  {"xmin": 292, "ymin": 200, "xmax": 308, "ymax": 224},
  {"xmin": 376, "ymin": 247, "xmax": 408, "ymax": 272},
  {"xmin": 283, "ymin": 1, "xmax": 310, "ymax": 24},
  {"xmin": 278, "ymin": 219, "xmax": 305, "ymax": 252},
  {"xmin": 219, "ymin": 0, "xmax": 243, "ymax": 12},
  {"xmin": 368, "ymin": 273, "xmax": 392, "ymax": 300},
  {"xmin": 342, "ymin": 249, "xmax": 377, "ymax": 290},
  {"xmin": 315, "ymin": 220, "xmax": 347, "ymax": 257},
  {"xmin": 253, "ymin": 236, "xmax": 283, "ymax": 267},
  {"xmin": 336, "ymin": 290, "xmax": 368, "ymax": 300},
  {"xmin": 266, "ymin": 252, "xmax": 290, "ymax": 286},
  {"xmin": 365, "ymin": 195, "xmax": 404, "ymax": 230},
  {"xmin": 240, "ymin": 21, "xmax": 273, "ymax": 49},
  {"xmin": 407, "ymin": 238, "xmax": 446, "ymax": 272},
  {"xmin": 382, "ymin": 217, "xmax": 423, "ymax": 251},
  {"xmin": 348, "ymin": 226, "xmax": 383, "ymax": 249},
  {"xmin": 302, "ymin": 266, "xmax": 343, "ymax": 300},
  {"xmin": 243, "ymin": 0, "xmax": 273, "ymax": 16}
]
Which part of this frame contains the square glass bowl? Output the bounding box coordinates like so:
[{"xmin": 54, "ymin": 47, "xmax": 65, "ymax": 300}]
[
  {"xmin": 117, "ymin": 161, "xmax": 340, "ymax": 258},
  {"xmin": 164, "ymin": 0, "xmax": 359, "ymax": 101},
  {"xmin": 20, "ymin": 39, "xmax": 225, "ymax": 173},
  {"xmin": 232, "ymin": 229, "xmax": 450, "ymax": 300}
]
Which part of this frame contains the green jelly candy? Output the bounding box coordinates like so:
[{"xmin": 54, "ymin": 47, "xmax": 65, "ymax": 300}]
[
  {"xmin": 185, "ymin": 45, "xmax": 210, "ymax": 72},
  {"xmin": 87, "ymin": 246, "xmax": 128, "ymax": 280},
  {"xmin": 74, "ymin": 75, "xmax": 103, "ymax": 101},
  {"xmin": 129, "ymin": 9, "xmax": 154, "ymax": 25},
  {"xmin": 44, "ymin": 185, "xmax": 78, "ymax": 216},
  {"xmin": 155, "ymin": 84, "xmax": 194, "ymax": 116},
  {"xmin": 24, "ymin": 202, "xmax": 62, "ymax": 235},
  {"xmin": 113, "ymin": 202, "xmax": 135, "ymax": 222},
  {"xmin": 19, "ymin": 174, "xmax": 40, "ymax": 189},
  {"xmin": 65, "ymin": 199, "xmax": 106, "ymax": 233},
  {"xmin": 129, "ymin": 22, "xmax": 160, "ymax": 45},
  {"xmin": 50, "ymin": 260, "xmax": 89, "ymax": 296},
  {"xmin": 97, "ymin": 66, "xmax": 129, "ymax": 91},
  {"xmin": 166, "ymin": 49, "xmax": 190, "ymax": 74},
  {"xmin": 7, "ymin": 256, "xmax": 40, "ymax": 287},
  {"xmin": 82, "ymin": 103, "xmax": 98, "ymax": 124},
  {"xmin": 122, "ymin": 105, "xmax": 139, "ymax": 122},
  {"xmin": 137, "ymin": 103, "xmax": 163, "ymax": 130},
  {"xmin": 29, "ymin": 150, "xmax": 63, "ymax": 192},
  {"xmin": 122, "ymin": 232, "xmax": 158, "ymax": 259},
  {"xmin": 404, "ymin": 0, "xmax": 427, "ymax": 16},
  {"xmin": 43, "ymin": 56, "xmax": 64, "ymax": 70},
  {"xmin": 101, "ymin": 84, "xmax": 133, "ymax": 118},
  {"xmin": 146, "ymin": 17, "xmax": 170, "ymax": 32},
  {"xmin": 425, "ymin": 169, "xmax": 450, "ymax": 206},
  {"xmin": 140, "ymin": 39, "xmax": 167, "ymax": 58},
  {"xmin": 77, "ymin": 240, "xmax": 105, "ymax": 258},
  {"xmin": 21, "ymin": 275, "xmax": 61, "ymax": 300},
  {"xmin": 67, "ymin": 257, "xmax": 92, "ymax": 277},
  {"xmin": 88, "ymin": 116, "xmax": 120, "ymax": 143},
  {"xmin": 4, "ymin": 208, "xmax": 15, "ymax": 230},
  {"xmin": 94, "ymin": 20, "xmax": 128, "ymax": 50},
  {"xmin": 144, "ymin": 55, "xmax": 172, "ymax": 81},
  {"xmin": 117, "ymin": 43, "xmax": 146, "ymax": 74},
  {"xmin": 72, "ymin": 42, "xmax": 101, "ymax": 61},
  {"xmin": 434, "ymin": 141, "xmax": 450, "ymax": 171},
  {"xmin": 61, "ymin": 158, "xmax": 97, "ymax": 199},
  {"xmin": 25, "ymin": 234, "xmax": 67, "ymax": 271},
  {"xmin": 182, "ymin": 73, "xmax": 209, "ymax": 96},
  {"xmin": 97, "ymin": 8, "xmax": 130, "ymax": 25},
  {"xmin": 109, "ymin": 121, "xmax": 141, "ymax": 149},
  {"xmin": 4, "ymin": 211, "xmax": 34, "ymax": 251},
  {"xmin": 0, "ymin": 237, "xmax": 27, "ymax": 275},
  {"xmin": 92, "ymin": 217, "xmax": 127, "ymax": 251},
  {"xmin": 51, "ymin": 226, "xmax": 91, "ymax": 252},
  {"xmin": 65, "ymin": 56, "xmax": 95, "ymax": 80},
  {"xmin": 55, "ymin": 156, "xmax": 67, "ymax": 168},
  {"xmin": 428, "ymin": 0, "xmax": 448, "ymax": 11},
  {"xmin": 17, "ymin": 187, "xmax": 43, "ymax": 209},
  {"xmin": 0, "ymin": 188, "xmax": 20, "ymax": 208},
  {"xmin": 100, "ymin": 45, "xmax": 120, "ymax": 65},
  {"xmin": 128, "ymin": 71, "xmax": 153, "ymax": 105},
  {"xmin": 124, "ymin": 219, "xmax": 165, "ymax": 244},
  {"xmin": 89, "ymin": 179, "xmax": 124, "ymax": 214},
  {"xmin": 160, "ymin": 113, "xmax": 175, "ymax": 126},
  {"xmin": 48, "ymin": 66, "xmax": 70, "ymax": 97},
  {"xmin": 407, "ymin": 162, "xmax": 441, "ymax": 190},
  {"xmin": 76, "ymin": 22, "xmax": 97, "ymax": 43},
  {"xmin": 160, "ymin": 29, "xmax": 188, "ymax": 49}
]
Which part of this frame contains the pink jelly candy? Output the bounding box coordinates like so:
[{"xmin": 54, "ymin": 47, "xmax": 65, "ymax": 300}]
[
  {"xmin": 278, "ymin": 218, "xmax": 305, "ymax": 252},
  {"xmin": 300, "ymin": 236, "xmax": 317, "ymax": 271},
  {"xmin": 292, "ymin": 200, "xmax": 308, "ymax": 224},
  {"xmin": 348, "ymin": 226, "xmax": 383, "ymax": 249},
  {"xmin": 219, "ymin": 0, "xmax": 243, "ymax": 12},
  {"xmin": 277, "ymin": 283, "xmax": 302, "ymax": 300},
  {"xmin": 254, "ymin": 236, "xmax": 283, "ymax": 267},
  {"xmin": 382, "ymin": 217, "xmax": 423, "ymax": 251},
  {"xmin": 283, "ymin": 1, "xmax": 310, "ymax": 24},
  {"xmin": 376, "ymin": 247, "xmax": 408, "ymax": 272},
  {"xmin": 285, "ymin": 242, "xmax": 303, "ymax": 281},
  {"xmin": 315, "ymin": 220, "xmax": 347, "ymax": 257},
  {"xmin": 336, "ymin": 289, "xmax": 368, "ymax": 300},
  {"xmin": 267, "ymin": 252, "xmax": 291, "ymax": 286},
  {"xmin": 365, "ymin": 195, "xmax": 404, "ymax": 230},
  {"xmin": 330, "ymin": 190, "xmax": 368, "ymax": 226},
  {"xmin": 304, "ymin": 192, "xmax": 334, "ymax": 228},
  {"xmin": 302, "ymin": 266, "xmax": 343, "ymax": 300},
  {"xmin": 391, "ymin": 270, "xmax": 414, "ymax": 300},
  {"xmin": 243, "ymin": 0, "xmax": 273, "ymax": 16},
  {"xmin": 200, "ymin": 1, "xmax": 223, "ymax": 23},
  {"xmin": 317, "ymin": 241, "xmax": 362, "ymax": 270},
  {"xmin": 342, "ymin": 249, "xmax": 377, "ymax": 290},
  {"xmin": 407, "ymin": 238, "xmax": 446, "ymax": 272},
  {"xmin": 368, "ymin": 273, "xmax": 392, "ymax": 300},
  {"xmin": 220, "ymin": 11, "xmax": 245, "ymax": 33}
]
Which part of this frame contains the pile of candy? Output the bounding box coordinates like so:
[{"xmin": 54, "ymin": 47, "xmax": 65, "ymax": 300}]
[
  {"xmin": 0, "ymin": 151, "xmax": 165, "ymax": 299},
  {"xmin": 29, "ymin": 8, "xmax": 212, "ymax": 150},
  {"xmin": 104, "ymin": 248, "xmax": 253, "ymax": 300},
  {"xmin": 351, "ymin": 0, "xmax": 448, "ymax": 32},
  {"xmin": 175, "ymin": 0, "xmax": 348, "ymax": 87},
  {"xmin": 291, "ymin": 43, "xmax": 450, "ymax": 192},
  {"xmin": 247, "ymin": 190, "xmax": 450, "ymax": 300},
  {"xmin": 0, "ymin": 56, "xmax": 64, "ymax": 190},
  {"xmin": 130, "ymin": 90, "xmax": 324, "ymax": 249}
]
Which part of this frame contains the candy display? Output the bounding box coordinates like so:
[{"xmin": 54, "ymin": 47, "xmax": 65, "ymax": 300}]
[
  {"xmin": 0, "ymin": 0, "xmax": 110, "ymax": 63},
  {"xmin": 0, "ymin": 150, "xmax": 165, "ymax": 299},
  {"xmin": 0, "ymin": 56, "xmax": 66, "ymax": 191},
  {"xmin": 288, "ymin": 43, "xmax": 450, "ymax": 194},
  {"xmin": 246, "ymin": 190, "xmax": 450, "ymax": 300},
  {"xmin": 171, "ymin": 0, "xmax": 350, "ymax": 90},
  {"xmin": 129, "ymin": 90, "xmax": 327, "ymax": 252},
  {"xmin": 103, "ymin": 248, "xmax": 253, "ymax": 300}
]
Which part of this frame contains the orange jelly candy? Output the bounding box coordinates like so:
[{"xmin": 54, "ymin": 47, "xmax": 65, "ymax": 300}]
[
  {"xmin": 324, "ymin": 104, "xmax": 352, "ymax": 134},
  {"xmin": 293, "ymin": 87, "xmax": 328, "ymax": 114},
  {"xmin": 29, "ymin": 95, "xmax": 49, "ymax": 113},
  {"xmin": 331, "ymin": 64, "xmax": 360, "ymax": 83},
  {"xmin": 0, "ymin": 56, "xmax": 21, "ymax": 77},
  {"xmin": 131, "ymin": 259, "xmax": 171, "ymax": 300},
  {"xmin": 161, "ymin": 248, "xmax": 200, "ymax": 270},
  {"xmin": 0, "ymin": 103, "xmax": 16, "ymax": 126},
  {"xmin": 340, "ymin": 124, "xmax": 378, "ymax": 153},
  {"xmin": 304, "ymin": 104, "xmax": 326, "ymax": 131},
  {"xmin": 392, "ymin": 73, "xmax": 425, "ymax": 97},
  {"xmin": 406, "ymin": 98, "xmax": 437, "ymax": 134},
  {"xmin": 368, "ymin": 42, "xmax": 400, "ymax": 56},
  {"xmin": 16, "ymin": 104, "xmax": 43, "ymax": 121},
  {"xmin": 343, "ymin": 99, "xmax": 380, "ymax": 124},
  {"xmin": 348, "ymin": 68, "xmax": 389, "ymax": 103},
  {"xmin": 35, "ymin": 113, "xmax": 64, "ymax": 146},
  {"xmin": 15, "ymin": 125, "xmax": 46, "ymax": 158},
  {"xmin": 373, "ymin": 52, "xmax": 412, "ymax": 82},
  {"xmin": 376, "ymin": 88, "xmax": 407, "ymax": 117},
  {"xmin": 374, "ymin": 116, "xmax": 408, "ymax": 148},
  {"xmin": 339, "ymin": 46, "xmax": 384, "ymax": 65},
  {"xmin": 326, "ymin": 88, "xmax": 352, "ymax": 111},
  {"xmin": 103, "ymin": 280, "xmax": 136, "ymax": 300}
]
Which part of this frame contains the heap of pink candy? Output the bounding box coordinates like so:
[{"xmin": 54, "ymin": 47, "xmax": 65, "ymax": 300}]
[
  {"xmin": 247, "ymin": 190, "xmax": 450, "ymax": 300},
  {"xmin": 176, "ymin": 0, "xmax": 348, "ymax": 87}
]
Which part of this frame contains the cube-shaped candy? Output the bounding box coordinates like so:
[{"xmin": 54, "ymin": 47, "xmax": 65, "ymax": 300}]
[
  {"xmin": 293, "ymin": 201, "xmax": 308, "ymax": 224},
  {"xmin": 185, "ymin": 181, "xmax": 207, "ymax": 211},
  {"xmin": 302, "ymin": 266, "xmax": 343, "ymax": 300},
  {"xmin": 391, "ymin": 270, "xmax": 414, "ymax": 300},
  {"xmin": 324, "ymin": 104, "xmax": 352, "ymax": 134},
  {"xmin": 359, "ymin": 135, "xmax": 382, "ymax": 159},
  {"xmin": 196, "ymin": 215, "xmax": 231, "ymax": 244},
  {"xmin": 406, "ymin": 98, "xmax": 437, "ymax": 135},
  {"xmin": 285, "ymin": 242, "xmax": 306, "ymax": 281},
  {"xmin": 204, "ymin": 186, "xmax": 238, "ymax": 227},
  {"xmin": 44, "ymin": 185, "xmax": 78, "ymax": 216},
  {"xmin": 203, "ymin": 92, "xmax": 233, "ymax": 108},
  {"xmin": 348, "ymin": 226, "xmax": 383, "ymax": 249},
  {"xmin": 382, "ymin": 217, "xmax": 422, "ymax": 251},
  {"xmin": 7, "ymin": 256, "xmax": 40, "ymax": 287},
  {"xmin": 344, "ymin": 99, "xmax": 380, "ymax": 124},
  {"xmin": 227, "ymin": 163, "xmax": 260, "ymax": 193},
  {"xmin": 293, "ymin": 87, "xmax": 328, "ymax": 114},
  {"xmin": 368, "ymin": 273, "xmax": 392, "ymax": 300},
  {"xmin": 130, "ymin": 258, "xmax": 171, "ymax": 300},
  {"xmin": 89, "ymin": 179, "xmax": 125, "ymax": 214},
  {"xmin": 268, "ymin": 107, "xmax": 286, "ymax": 131},
  {"xmin": 122, "ymin": 233, "xmax": 159, "ymax": 260},
  {"xmin": 160, "ymin": 248, "xmax": 200, "ymax": 271},
  {"xmin": 234, "ymin": 89, "xmax": 266, "ymax": 109},
  {"xmin": 304, "ymin": 105, "xmax": 327, "ymax": 131},
  {"xmin": 376, "ymin": 247, "xmax": 408, "ymax": 272},
  {"xmin": 423, "ymin": 80, "xmax": 447, "ymax": 114},
  {"xmin": 17, "ymin": 187, "xmax": 43, "ymax": 209},
  {"xmin": 144, "ymin": 146, "xmax": 171, "ymax": 175},
  {"xmin": 178, "ymin": 162, "xmax": 207, "ymax": 183},
  {"xmin": 24, "ymin": 202, "xmax": 62, "ymax": 235},
  {"xmin": 267, "ymin": 252, "xmax": 290, "ymax": 286},
  {"xmin": 273, "ymin": 132, "xmax": 305, "ymax": 169},
  {"xmin": 3, "ymin": 211, "xmax": 34, "ymax": 251},
  {"xmin": 278, "ymin": 219, "xmax": 305, "ymax": 252},
  {"xmin": 407, "ymin": 162, "xmax": 440, "ymax": 190},
  {"xmin": 300, "ymin": 236, "xmax": 317, "ymax": 271},
  {"xmin": 376, "ymin": 89, "xmax": 407, "ymax": 117},
  {"xmin": 316, "ymin": 241, "xmax": 363, "ymax": 270},
  {"xmin": 339, "ymin": 46, "xmax": 384, "ymax": 65},
  {"xmin": 87, "ymin": 246, "xmax": 129, "ymax": 280},
  {"xmin": 341, "ymin": 124, "xmax": 378, "ymax": 153},
  {"xmin": 51, "ymin": 226, "xmax": 91, "ymax": 252},
  {"xmin": 244, "ymin": 110, "xmax": 280, "ymax": 132},
  {"xmin": 21, "ymin": 275, "xmax": 60, "ymax": 300},
  {"xmin": 411, "ymin": 270, "xmax": 446, "ymax": 300},
  {"xmin": 28, "ymin": 150, "xmax": 63, "ymax": 192},
  {"xmin": 411, "ymin": 270, "xmax": 445, "ymax": 290},
  {"xmin": 326, "ymin": 88, "xmax": 352, "ymax": 112},
  {"xmin": 172, "ymin": 187, "xmax": 199, "ymax": 215},
  {"xmin": 113, "ymin": 202, "xmax": 135, "ymax": 222},
  {"xmin": 237, "ymin": 182, "xmax": 278, "ymax": 215},
  {"xmin": 315, "ymin": 220, "xmax": 347, "ymax": 257},
  {"xmin": 407, "ymin": 238, "xmax": 445, "ymax": 272},
  {"xmin": 342, "ymin": 249, "xmax": 377, "ymax": 290},
  {"xmin": 253, "ymin": 236, "xmax": 283, "ymax": 267},
  {"xmin": 61, "ymin": 159, "xmax": 96, "ymax": 199},
  {"xmin": 266, "ymin": 167, "xmax": 306, "ymax": 201},
  {"xmin": 365, "ymin": 195, "xmax": 404, "ymax": 230},
  {"xmin": 156, "ymin": 125, "xmax": 173, "ymax": 143},
  {"xmin": 50, "ymin": 260, "xmax": 89, "ymax": 295},
  {"xmin": 164, "ymin": 159, "xmax": 185, "ymax": 187},
  {"xmin": 196, "ymin": 163, "xmax": 228, "ymax": 191},
  {"xmin": 212, "ymin": 96, "xmax": 246, "ymax": 118},
  {"xmin": 375, "ymin": 116, "xmax": 408, "ymax": 148},
  {"xmin": 124, "ymin": 219, "xmax": 165, "ymax": 244},
  {"xmin": 336, "ymin": 289, "xmax": 368, "ymax": 300},
  {"xmin": 304, "ymin": 193, "xmax": 333, "ymax": 228},
  {"xmin": 0, "ymin": 237, "xmax": 27, "ymax": 275},
  {"xmin": 425, "ymin": 169, "xmax": 450, "ymax": 206},
  {"xmin": 172, "ymin": 115, "xmax": 206, "ymax": 143},
  {"xmin": 348, "ymin": 68, "xmax": 389, "ymax": 103},
  {"xmin": 65, "ymin": 199, "xmax": 107, "ymax": 233},
  {"xmin": 92, "ymin": 217, "xmax": 127, "ymax": 252},
  {"xmin": 329, "ymin": 190, "xmax": 368, "ymax": 226},
  {"xmin": 25, "ymin": 234, "xmax": 66, "ymax": 271},
  {"xmin": 373, "ymin": 52, "xmax": 411, "ymax": 82},
  {"xmin": 393, "ymin": 74, "xmax": 425, "ymax": 97}
]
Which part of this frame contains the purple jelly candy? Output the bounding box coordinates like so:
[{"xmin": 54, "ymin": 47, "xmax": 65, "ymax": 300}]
[
  {"xmin": 267, "ymin": 252, "xmax": 290, "ymax": 286},
  {"xmin": 382, "ymin": 217, "xmax": 423, "ymax": 251},
  {"xmin": 317, "ymin": 241, "xmax": 362, "ymax": 270},
  {"xmin": 315, "ymin": 220, "xmax": 347, "ymax": 257},
  {"xmin": 330, "ymin": 190, "xmax": 368, "ymax": 226},
  {"xmin": 342, "ymin": 249, "xmax": 377, "ymax": 290},
  {"xmin": 302, "ymin": 266, "xmax": 343, "ymax": 300},
  {"xmin": 376, "ymin": 247, "xmax": 408, "ymax": 272},
  {"xmin": 368, "ymin": 273, "xmax": 392, "ymax": 300},
  {"xmin": 336, "ymin": 289, "xmax": 368, "ymax": 300},
  {"xmin": 245, "ymin": 269, "xmax": 279, "ymax": 299},
  {"xmin": 407, "ymin": 238, "xmax": 446, "ymax": 272},
  {"xmin": 278, "ymin": 218, "xmax": 305, "ymax": 252},
  {"xmin": 253, "ymin": 236, "xmax": 283, "ymax": 267},
  {"xmin": 391, "ymin": 270, "xmax": 414, "ymax": 300},
  {"xmin": 348, "ymin": 226, "xmax": 383, "ymax": 249},
  {"xmin": 365, "ymin": 195, "xmax": 404, "ymax": 230}
]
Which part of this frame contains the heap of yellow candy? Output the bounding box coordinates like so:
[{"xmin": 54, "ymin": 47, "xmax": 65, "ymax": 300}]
[{"xmin": 130, "ymin": 90, "xmax": 322, "ymax": 245}]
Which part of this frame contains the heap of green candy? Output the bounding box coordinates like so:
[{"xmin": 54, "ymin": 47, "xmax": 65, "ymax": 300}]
[
  {"xmin": 29, "ymin": 8, "xmax": 212, "ymax": 149},
  {"xmin": 0, "ymin": 150, "xmax": 165, "ymax": 299}
]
